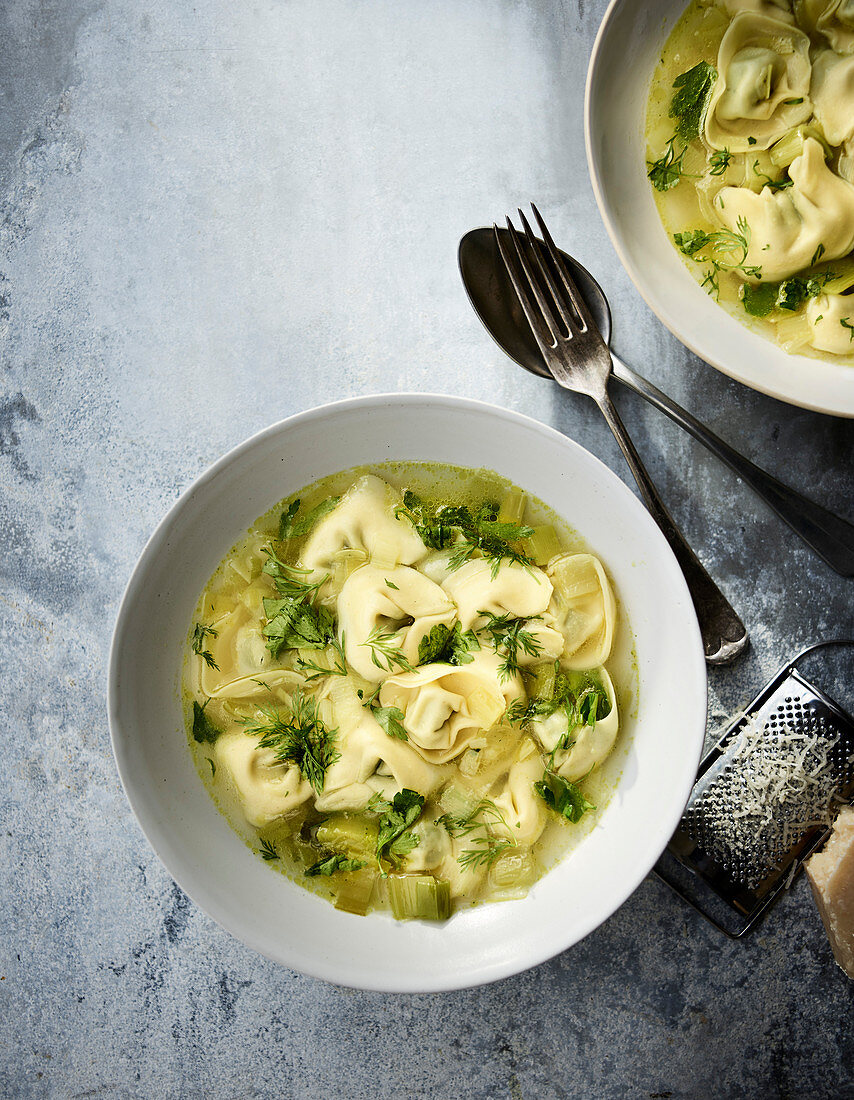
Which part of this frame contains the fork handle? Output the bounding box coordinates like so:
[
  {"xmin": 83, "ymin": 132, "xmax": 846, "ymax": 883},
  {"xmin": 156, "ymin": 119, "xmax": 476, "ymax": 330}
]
[
  {"xmin": 596, "ymin": 391, "xmax": 748, "ymax": 665},
  {"xmin": 610, "ymin": 354, "xmax": 854, "ymax": 576}
]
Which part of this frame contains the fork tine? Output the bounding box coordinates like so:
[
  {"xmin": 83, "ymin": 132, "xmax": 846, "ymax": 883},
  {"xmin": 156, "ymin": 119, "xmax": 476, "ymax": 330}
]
[
  {"xmin": 503, "ymin": 216, "xmax": 565, "ymax": 341},
  {"xmin": 492, "ymin": 223, "xmax": 557, "ymax": 353},
  {"xmin": 530, "ymin": 203, "xmax": 596, "ymax": 333},
  {"xmin": 516, "ymin": 207, "xmax": 578, "ymax": 338}
]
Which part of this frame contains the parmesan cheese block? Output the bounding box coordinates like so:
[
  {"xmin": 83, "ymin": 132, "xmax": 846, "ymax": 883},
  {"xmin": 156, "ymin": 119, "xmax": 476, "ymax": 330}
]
[{"xmin": 805, "ymin": 806, "xmax": 854, "ymax": 980}]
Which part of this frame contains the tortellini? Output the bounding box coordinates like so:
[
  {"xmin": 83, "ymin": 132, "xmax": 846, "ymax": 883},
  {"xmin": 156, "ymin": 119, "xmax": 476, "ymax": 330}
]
[
  {"xmin": 810, "ymin": 50, "xmax": 854, "ymax": 145},
  {"xmin": 530, "ymin": 669, "xmax": 620, "ymax": 782},
  {"xmin": 491, "ymin": 739, "xmax": 549, "ymax": 847},
  {"xmin": 705, "ymin": 13, "xmax": 813, "ymax": 151},
  {"xmin": 546, "ymin": 553, "xmax": 617, "ymax": 670},
  {"xmin": 716, "ymin": 0, "xmax": 795, "ymax": 22},
  {"xmin": 336, "ymin": 563, "xmax": 456, "ymax": 681},
  {"xmin": 797, "ymin": 0, "xmax": 854, "ymax": 51},
  {"xmin": 713, "ymin": 139, "xmax": 854, "ymax": 279},
  {"xmin": 299, "ymin": 474, "xmax": 427, "ymax": 574},
  {"xmin": 442, "ymin": 559, "xmax": 553, "ymax": 631},
  {"xmin": 214, "ymin": 731, "xmax": 313, "ymax": 826},
  {"xmin": 379, "ymin": 651, "xmax": 519, "ymax": 764},
  {"xmin": 806, "ymin": 292, "xmax": 854, "ymax": 351}
]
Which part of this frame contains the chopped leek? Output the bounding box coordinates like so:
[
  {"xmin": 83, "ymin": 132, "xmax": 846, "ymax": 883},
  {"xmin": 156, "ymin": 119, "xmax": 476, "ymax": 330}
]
[
  {"xmin": 388, "ymin": 875, "xmax": 451, "ymax": 921},
  {"xmin": 333, "ymin": 871, "xmax": 375, "ymax": 916},
  {"xmin": 316, "ymin": 815, "xmax": 379, "ymax": 860},
  {"xmin": 497, "ymin": 488, "xmax": 527, "ymax": 525},
  {"xmin": 522, "ymin": 524, "xmax": 562, "ymax": 565}
]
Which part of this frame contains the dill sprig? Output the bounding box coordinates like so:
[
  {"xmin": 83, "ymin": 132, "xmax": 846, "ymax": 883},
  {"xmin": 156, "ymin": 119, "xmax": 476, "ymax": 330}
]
[
  {"xmin": 296, "ymin": 635, "xmax": 348, "ymax": 681},
  {"xmin": 191, "ymin": 623, "xmax": 219, "ymax": 670},
  {"xmin": 243, "ymin": 690, "xmax": 340, "ymax": 794},
  {"xmin": 360, "ymin": 626, "xmax": 413, "ymax": 673},
  {"xmin": 258, "ymin": 838, "xmax": 280, "ymax": 861},
  {"xmin": 261, "ymin": 548, "xmax": 326, "ymax": 601},
  {"xmin": 438, "ymin": 798, "xmax": 516, "ymax": 870},
  {"xmin": 478, "ymin": 611, "xmax": 542, "ymax": 681}
]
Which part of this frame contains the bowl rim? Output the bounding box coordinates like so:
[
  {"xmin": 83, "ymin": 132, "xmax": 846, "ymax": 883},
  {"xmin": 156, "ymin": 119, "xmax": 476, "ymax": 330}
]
[
  {"xmin": 108, "ymin": 392, "xmax": 708, "ymax": 990},
  {"xmin": 583, "ymin": 0, "xmax": 854, "ymax": 420}
]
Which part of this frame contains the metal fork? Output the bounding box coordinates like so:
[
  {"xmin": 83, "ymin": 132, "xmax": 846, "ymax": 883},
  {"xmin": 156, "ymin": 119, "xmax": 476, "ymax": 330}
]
[{"xmin": 495, "ymin": 205, "xmax": 748, "ymax": 665}]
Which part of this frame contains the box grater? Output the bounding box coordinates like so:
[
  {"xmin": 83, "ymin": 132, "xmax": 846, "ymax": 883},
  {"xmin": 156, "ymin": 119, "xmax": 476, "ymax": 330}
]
[{"xmin": 654, "ymin": 640, "xmax": 854, "ymax": 938}]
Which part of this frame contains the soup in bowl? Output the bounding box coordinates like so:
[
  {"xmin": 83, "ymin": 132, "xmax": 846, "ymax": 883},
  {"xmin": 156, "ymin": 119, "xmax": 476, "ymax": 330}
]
[{"xmin": 109, "ymin": 394, "xmax": 706, "ymax": 991}]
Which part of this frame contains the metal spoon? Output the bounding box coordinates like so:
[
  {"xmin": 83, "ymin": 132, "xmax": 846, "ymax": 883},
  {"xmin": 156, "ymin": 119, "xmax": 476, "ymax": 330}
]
[{"xmin": 459, "ymin": 227, "xmax": 854, "ymax": 577}]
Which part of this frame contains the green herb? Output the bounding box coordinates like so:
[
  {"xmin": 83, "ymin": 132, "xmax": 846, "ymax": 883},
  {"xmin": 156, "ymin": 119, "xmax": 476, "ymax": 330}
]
[
  {"xmin": 385, "ymin": 579, "xmax": 399, "ymax": 590},
  {"xmin": 416, "ymin": 622, "xmax": 481, "ymax": 666},
  {"xmin": 648, "ymin": 137, "xmax": 688, "ymax": 192},
  {"xmin": 841, "ymin": 317, "xmax": 854, "ymax": 341},
  {"xmin": 748, "ymin": 136, "xmax": 757, "ymax": 146},
  {"xmin": 811, "ymin": 244, "xmax": 826, "ymax": 266},
  {"xmin": 371, "ymin": 704, "xmax": 409, "ymax": 741},
  {"xmin": 701, "ymin": 266, "xmax": 721, "ymax": 299},
  {"xmin": 708, "ymin": 148, "xmax": 732, "ymax": 176},
  {"xmin": 506, "ymin": 663, "xmax": 611, "ymax": 757},
  {"xmin": 192, "ymin": 699, "xmax": 220, "ymax": 744},
  {"xmin": 258, "ymin": 838, "xmax": 279, "ymax": 861},
  {"xmin": 674, "ymin": 217, "xmax": 762, "ymax": 284},
  {"xmin": 278, "ymin": 496, "xmax": 340, "ymax": 540},
  {"xmin": 367, "ymin": 789, "xmax": 425, "ymax": 872},
  {"xmin": 752, "ymin": 159, "xmax": 793, "ymax": 192},
  {"xmin": 296, "ymin": 635, "xmax": 348, "ymax": 681},
  {"xmin": 438, "ymin": 798, "xmax": 516, "ymax": 870},
  {"xmin": 784, "ymin": 97, "xmax": 804, "ymax": 105},
  {"xmin": 243, "ymin": 690, "xmax": 340, "ymax": 794},
  {"xmin": 191, "ymin": 623, "xmax": 220, "ymax": 671},
  {"xmin": 670, "ymin": 61, "xmax": 717, "ymax": 143},
  {"xmin": 206, "ymin": 757, "xmax": 216, "ymax": 777},
  {"xmin": 360, "ymin": 626, "xmax": 413, "ymax": 673},
  {"xmin": 395, "ymin": 491, "xmax": 534, "ymax": 578},
  {"xmin": 261, "ymin": 548, "xmax": 326, "ymax": 601},
  {"xmin": 478, "ymin": 612, "xmax": 542, "ymax": 681},
  {"xmin": 534, "ymin": 770, "xmax": 595, "ymax": 824},
  {"xmin": 263, "ymin": 596, "xmax": 335, "ymax": 657},
  {"xmin": 740, "ymin": 280, "xmax": 778, "ymax": 317},
  {"xmin": 305, "ymin": 852, "xmax": 365, "ymax": 876}
]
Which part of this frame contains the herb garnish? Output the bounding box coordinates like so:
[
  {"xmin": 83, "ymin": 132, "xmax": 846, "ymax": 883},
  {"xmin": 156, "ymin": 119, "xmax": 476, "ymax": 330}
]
[
  {"xmin": 479, "ymin": 612, "xmax": 542, "ymax": 681},
  {"xmin": 674, "ymin": 216, "xmax": 762, "ymax": 296},
  {"xmin": 751, "ymin": 160, "xmax": 793, "ymax": 192},
  {"xmin": 395, "ymin": 491, "xmax": 534, "ymax": 579},
  {"xmin": 708, "ymin": 148, "xmax": 732, "ymax": 176},
  {"xmin": 243, "ymin": 690, "xmax": 340, "ymax": 794},
  {"xmin": 648, "ymin": 137, "xmax": 688, "ymax": 192},
  {"xmin": 417, "ymin": 622, "xmax": 481, "ymax": 666},
  {"xmin": 367, "ymin": 789, "xmax": 425, "ymax": 872},
  {"xmin": 385, "ymin": 579, "xmax": 399, "ymax": 590},
  {"xmin": 278, "ymin": 496, "xmax": 340, "ymax": 540},
  {"xmin": 506, "ymin": 663, "xmax": 611, "ymax": 761},
  {"xmin": 192, "ymin": 699, "xmax": 220, "ymax": 744},
  {"xmin": 305, "ymin": 852, "xmax": 365, "ymax": 877},
  {"xmin": 258, "ymin": 838, "xmax": 280, "ymax": 861},
  {"xmin": 438, "ymin": 798, "xmax": 516, "ymax": 870},
  {"xmin": 670, "ymin": 61, "xmax": 717, "ymax": 143},
  {"xmin": 295, "ymin": 635, "xmax": 348, "ymax": 681},
  {"xmin": 261, "ymin": 549, "xmax": 326, "ymax": 601},
  {"xmin": 263, "ymin": 596, "xmax": 335, "ymax": 657},
  {"xmin": 369, "ymin": 700, "xmax": 409, "ymax": 741},
  {"xmin": 534, "ymin": 770, "xmax": 595, "ymax": 824},
  {"xmin": 192, "ymin": 623, "xmax": 219, "ymax": 670},
  {"xmin": 841, "ymin": 317, "xmax": 854, "ymax": 341},
  {"xmin": 811, "ymin": 244, "xmax": 826, "ymax": 266},
  {"xmin": 360, "ymin": 626, "xmax": 413, "ymax": 673}
]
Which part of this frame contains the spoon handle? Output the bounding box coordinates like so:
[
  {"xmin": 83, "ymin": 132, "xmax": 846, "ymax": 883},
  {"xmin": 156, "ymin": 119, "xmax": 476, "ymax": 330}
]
[
  {"xmin": 595, "ymin": 389, "xmax": 748, "ymax": 665},
  {"xmin": 611, "ymin": 352, "xmax": 854, "ymax": 577}
]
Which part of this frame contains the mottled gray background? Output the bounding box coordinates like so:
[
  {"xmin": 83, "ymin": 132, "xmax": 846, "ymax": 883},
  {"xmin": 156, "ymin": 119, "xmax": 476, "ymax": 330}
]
[{"xmin": 2, "ymin": 0, "xmax": 853, "ymax": 1097}]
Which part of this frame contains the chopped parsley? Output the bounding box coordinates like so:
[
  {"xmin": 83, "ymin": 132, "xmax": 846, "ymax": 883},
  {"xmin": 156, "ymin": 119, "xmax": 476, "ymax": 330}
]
[
  {"xmin": 384, "ymin": 579, "xmax": 399, "ymax": 590},
  {"xmin": 670, "ymin": 61, "xmax": 717, "ymax": 144},
  {"xmin": 417, "ymin": 622, "xmax": 481, "ymax": 666},
  {"xmin": 191, "ymin": 623, "xmax": 219, "ymax": 671},
  {"xmin": 370, "ymin": 702, "xmax": 409, "ymax": 741},
  {"xmin": 278, "ymin": 496, "xmax": 339, "ymax": 540},
  {"xmin": 192, "ymin": 699, "xmax": 220, "ymax": 744},
  {"xmin": 263, "ymin": 596, "xmax": 335, "ymax": 657},
  {"xmin": 395, "ymin": 491, "xmax": 534, "ymax": 579},
  {"xmin": 648, "ymin": 137, "xmax": 688, "ymax": 192},
  {"xmin": 367, "ymin": 789, "xmax": 425, "ymax": 872},
  {"xmin": 305, "ymin": 852, "xmax": 365, "ymax": 877},
  {"xmin": 674, "ymin": 216, "xmax": 762, "ymax": 293},
  {"xmin": 506, "ymin": 663, "xmax": 611, "ymax": 760},
  {"xmin": 243, "ymin": 690, "xmax": 340, "ymax": 794},
  {"xmin": 534, "ymin": 770, "xmax": 595, "ymax": 824}
]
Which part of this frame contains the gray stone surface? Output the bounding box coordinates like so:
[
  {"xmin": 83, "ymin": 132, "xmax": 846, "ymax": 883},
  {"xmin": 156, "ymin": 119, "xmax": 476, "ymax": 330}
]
[{"xmin": 2, "ymin": 0, "xmax": 853, "ymax": 1096}]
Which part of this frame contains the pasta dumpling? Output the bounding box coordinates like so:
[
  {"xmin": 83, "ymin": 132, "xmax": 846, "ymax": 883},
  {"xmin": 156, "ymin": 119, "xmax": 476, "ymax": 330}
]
[
  {"xmin": 713, "ymin": 139, "xmax": 854, "ymax": 280},
  {"xmin": 810, "ymin": 50, "xmax": 854, "ymax": 145},
  {"xmin": 547, "ymin": 553, "xmax": 617, "ymax": 669},
  {"xmin": 705, "ymin": 13, "xmax": 813, "ymax": 151},
  {"xmin": 379, "ymin": 651, "xmax": 520, "ymax": 764},
  {"xmin": 300, "ymin": 475, "xmax": 427, "ymax": 573},
  {"xmin": 797, "ymin": 0, "xmax": 854, "ymax": 51},
  {"xmin": 491, "ymin": 739, "xmax": 549, "ymax": 847},
  {"xmin": 336, "ymin": 563, "xmax": 457, "ymax": 681},
  {"xmin": 716, "ymin": 0, "xmax": 795, "ymax": 21},
  {"xmin": 530, "ymin": 668, "xmax": 620, "ymax": 782},
  {"xmin": 441, "ymin": 558, "xmax": 553, "ymax": 631},
  {"xmin": 806, "ymin": 292, "xmax": 854, "ymax": 352},
  {"xmin": 215, "ymin": 731, "xmax": 314, "ymax": 826}
]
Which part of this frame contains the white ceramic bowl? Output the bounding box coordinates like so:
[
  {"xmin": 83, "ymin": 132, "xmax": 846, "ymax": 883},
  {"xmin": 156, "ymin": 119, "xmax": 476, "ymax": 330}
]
[
  {"xmin": 585, "ymin": 0, "xmax": 854, "ymax": 419},
  {"xmin": 109, "ymin": 394, "xmax": 706, "ymax": 991}
]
